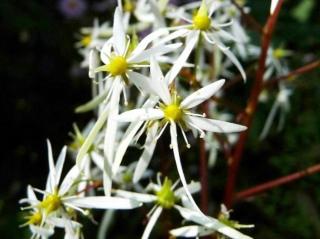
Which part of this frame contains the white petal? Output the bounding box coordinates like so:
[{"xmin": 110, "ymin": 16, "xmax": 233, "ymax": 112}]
[
  {"xmin": 76, "ymin": 106, "xmax": 109, "ymax": 167},
  {"xmin": 27, "ymin": 185, "xmax": 39, "ymax": 205},
  {"xmin": 91, "ymin": 151, "xmax": 104, "ymax": 170},
  {"xmin": 113, "ymin": 7, "xmax": 126, "ymax": 55},
  {"xmin": 170, "ymin": 225, "xmax": 214, "ymax": 237},
  {"xmin": 126, "ymin": 71, "xmax": 153, "ymax": 94},
  {"xmin": 175, "ymin": 181, "xmax": 201, "ymax": 198},
  {"xmin": 59, "ymin": 165, "xmax": 81, "ymax": 196},
  {"xmin": 150, "ymin": 56, "xmax": 163, "ymax": 80},
  {"xmin": 100, "ymin": 38, "xmax": 113, "ymax": 64},
  {"xmin": 46, "ymin": 139, "xmax": 56, "ymax": 192},
  {"xmin": 65, "ymin": 196, "xmax": 142, "ymax": 209},
  {"xmin": 217, "ymin": 41, "xmax": 246, "ymax": 82},
  {"xmin": 130, "ymin": 28, "xmax": 169, "ymax": 58},
  {"xmin": 133, "ymin": 122, "xmax": 159, "ymax": 183},
  {"xmin": 116, "ymin": 108, "xmax": 164, "ymax": 122},
  {"xmin": 142, "ymin": 206, "xmax": 163, "ymax": 239},
  {"xmin": 112, "ymin": 121, "xmax": 144, "ymax": 176},
  {"xmin": 181, "ymin": 80, "xmax": 225, "ymax": 109},
  {"xmin": 170, "ymin": 122, "xmax": 202, "ymax": 213},
  {"xmin": 259, "ymin": 100, "xmax": 279, "ymax": 140},
  {"xmin": 165, "ymin": 31, "xmax": 199, "ymax": 85},
  {"xmin": 128, "ymin": 43, "xmax": 182, "ymax": 63},
  {"xmin": 156, "ymin": 28, "xmax": 190, "ymax": 45},
  {"xmin": 30, "ymin": 225, "xmax": 54, "ymax": 238},
  {"xmin": 187, "ymin": 116, "xmax": 247, "ymax": 133},
  {"xmin": 55, "ymin": 146, "xmax": 67, "ymax": 187},
  {"xmin": 270, "ymin": 0, "xmax": 279, "ymax": 14},
  {"xmin": 115, "ymin": 190, "xmax": 157, "ymax": 203}
]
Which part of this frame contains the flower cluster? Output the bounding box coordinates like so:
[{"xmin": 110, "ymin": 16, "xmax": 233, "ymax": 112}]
[{"xmin": 21, "ymin": 0, "xmax": 293, "ymax": 238}]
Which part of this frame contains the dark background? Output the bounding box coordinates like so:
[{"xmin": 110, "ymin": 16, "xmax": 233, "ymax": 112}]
[{"xmin": 1, "ymin": 0, "xmax": 320, "ymax": 238}]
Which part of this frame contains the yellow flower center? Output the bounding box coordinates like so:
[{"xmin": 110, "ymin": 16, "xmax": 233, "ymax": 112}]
[
  {"xmin": 107, "ymin": 56, "xmax": 128, "ymax": 76},
  {"xmin": 163, "ymin": 103, "xmax": 183, "ymax": 122},
  {"xmin": 27, "ymin": 211, "xmax": 42, "ymax": 225},
  {"xmin": 273, "ymin": 48, "xmax": 287, "ymax": 59},
  {"xmin": 81, "ymin": 35, "xmax": 92, "ymax": 47},
  {"xmin": 40, "ymin": 193, "xmax": 61, "ymax": 214},
  {"xmin": 156, "ymin": 178, "xmax": 177, "ymax": 209},
  {"xmin": 124, "ymin": 0, "xmax": 135, "ymax": 12},
  {"xmin": 193, "ymin": 13, "xmax": 211, "ymax": 30}
]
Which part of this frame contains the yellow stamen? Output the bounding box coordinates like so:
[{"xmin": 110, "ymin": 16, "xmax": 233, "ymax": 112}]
[
  {"xmin": 81, "ymin": 35, "xmax": 92, "ymax": 47},
  {"xmin": 124, "ymin": 0, "xmax": 135, "ymax": 12},
  {"xmin": 107, "ymin": 56, "xmax": 128, "ymax": 76},
  {"xmin": 163, "ymin": 104, "xmax": 183, "ymax": 122},
  {"xmin": 27, "ymin": 211, "xmax": 42, "ymax": 225},
  {"xmin": 40, "ymin": 193, "xmax": 61, "ymax": 214}
]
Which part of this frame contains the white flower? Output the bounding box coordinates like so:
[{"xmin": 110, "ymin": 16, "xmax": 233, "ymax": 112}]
[
  {"xmin": 160, "ymin": 0, "xmax": 246, "ymax": 83},
  {"xmin": 21, "ymin": 140, "xmax": 142, "ymax": 238},
  {"xmin": 115, "ymin": 176, "xmax": 201, "ymax": 239},
  {"xmin": 170, "ymin": 205, "xmax": 253, "ymax": 239},
  {"xmin": 115, "ymin": 60, "xmax": 246, "ymax": 212}
]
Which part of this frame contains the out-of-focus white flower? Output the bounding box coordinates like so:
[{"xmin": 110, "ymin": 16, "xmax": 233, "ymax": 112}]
[{"xmin": 260, "ymin": 84, "xmax": 292, "ymax": 139}]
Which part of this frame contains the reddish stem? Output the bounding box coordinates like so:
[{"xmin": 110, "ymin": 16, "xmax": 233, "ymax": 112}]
[
  {"xmin": 264, "ymin": 60, "xmax": 320, "ymax": 87},
  {"xmin": 224, "ymin": 0, "xmax": 284, "ymax": 208},
  {"xmin": 235, "ymin": 163, "xmax": 320, "ymax": 200}
]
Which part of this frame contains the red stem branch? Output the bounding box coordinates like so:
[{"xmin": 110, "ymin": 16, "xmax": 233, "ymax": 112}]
[
  {"xmin": 224, "ymin": 0, "xmax": 284, "ymax": 208},
  {"xmin": 235, "ymin": 163, "xmax": 320, "ymax": 200}
]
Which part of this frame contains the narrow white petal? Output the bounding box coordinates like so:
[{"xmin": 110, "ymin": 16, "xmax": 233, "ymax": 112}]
[
  {"xmin": 181, "ymin": 80, "xmax": 225, "ymax": 109},
  {"xmin": 170, "ymin": 225, "xmax": 213, "ymax": 237},
  {"xmin": 217, "ymin": 29, "xmax": 238, "ymax": 43},
  {"xmin": 113, "ymin": 8, "xmax": 126, "ymax": 55},
  {"xmin": 156, "ymin": 28, "xmax": 190, "ymax": 45},
  {"xmin": 104, "ymin": 78, "xmax": 122, "ymax": 163},
  {"xmin": 128, "ymin": 43, "xmax": 182, "ymax": 63},
  {"xmin": 142, "ymin": 206, "xmax": 163, "ymax": 239},
  {"xmin": 76, "ymin": 106, "xmax": 109, "ymax": 167},
  {"xmin": 115, "ymin": 190, "xmax": 157, "ymax": 203},
  {"xmin": 55, "ymin": 146, "xmax": 67, "ymax": 187},
  {"xmin": 130, "ymin": 28, "xmax": 169, "ymax": 58},
  {"xmin": 270, "ymin": 0, "xmax": 279, "ymax": 14},
  {"xmin": 100, "ymin": 39, "xmax": 113, "ymax": 64},
  {"xmin": 133, "ymin": 122, "xmax": 159, "ymax": 183},
  {"xmin": 218, "ymin": 42, "xmax": 246, "ymax": 82},
  {"xmin": 46, "ymin": 139, "xmax": 56, "ymax": 192},
  {"xmin": 187, "ymin": 116, "xmax": 247, "ymax": 133},
  {"xmin": 112, "ymin": 121, "xmax": 144, "ymax": 176},
  {"xmin": 116, "ymin": 108, "xmax": 164, "ymax": 122},
  {"xmin": 65, "ymin": 196, "xmax": 142, "ymax": 209},
  {"xmin": 91, "ymin": 151, "xmax": 104, "ymax": 170},
  {"xmin": 27, "ymin": 185, "xmax": 38, "ymax": 204},
  {"xmin": 59, "ymin": 165, "xmax": 81, "ymax": 196},
  {"xmin": 150, "ymin": 56, "xmax": 164, "ymax": 80},
  {"xmin": 170, "ymin": 123, "xmax": 202, "ymax": 213},
  {"xmin": 126, "ymin": 71, "xmax": 153, "ymax": 95},
  {"xmin": 259, "ymin": 100, "xmax": 279, "ymax": 140},
  {"xmin": 165, "ymin": 31, "xmax": 199, "ymax": 85},
  {"xmin": 175, "ymin": 181, "xmax": 201, "ymax": 198}
]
